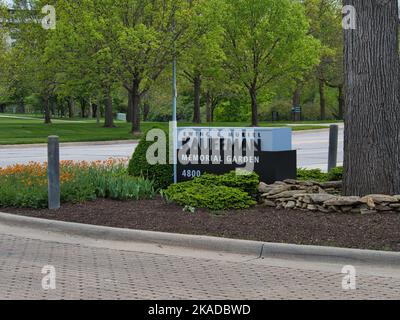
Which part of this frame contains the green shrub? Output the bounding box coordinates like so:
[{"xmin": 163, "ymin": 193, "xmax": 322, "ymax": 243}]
[
  {"xmin": 195, "ymin": 170, "xmax": 260, "ymax": 195},
  {"xmin": 297, "ymin": 167, "xmax": 343, "ymax": 182},
  {"xmin": 164, "ymin": 181, "xmax": 256, "ymax": 211},
  {"xmin": 128, "ymin": 127, "xmax": 173, "ymax": 190},
  {"xmin": 327, "ymin": 166, "xmax": 343, "ymax": 181},
  {"xmin": 297, "ymin": 168, "xmax": 328, "ymax": 182},
  {"xmin": 163, "ymin": 171, "xmax": 258, "ymax": 210}
]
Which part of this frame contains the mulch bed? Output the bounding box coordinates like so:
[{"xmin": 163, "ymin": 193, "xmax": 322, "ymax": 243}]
[{"xmin": 3, "ymin": 197, "xmax": 400, "ymax": 252}]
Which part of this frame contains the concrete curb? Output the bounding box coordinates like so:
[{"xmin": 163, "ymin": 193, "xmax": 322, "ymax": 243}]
[
  {"xmin": 0, "ymin": 212, "xmax": 263, "ymax": 256},
  {"xmin": 0, "ymin": 140, "xmax": 139, "ymax": 149},
  {"xmin": 0, "ymin": 211, "xmax": 399, "ymax": 267}
]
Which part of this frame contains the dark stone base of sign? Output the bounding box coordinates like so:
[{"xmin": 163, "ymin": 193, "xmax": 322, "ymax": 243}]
[
  {"xmin": 177, "ymin": 150, "xmax": 297, "ymax": 184},
  {"xmin": 256, "ymin": 150, "xmax": 297, "ymax": 184}
]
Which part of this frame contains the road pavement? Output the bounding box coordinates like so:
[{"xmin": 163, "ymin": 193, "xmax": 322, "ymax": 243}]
[
  {"xmin": 0, "ymin": 126, "xmax": 344, "ymax": 170},
  {"xmin": 0, "ymin": 222, "xmax": 398, "ymax": 300},
  {"xmin": 294, "ymin": 126, "xmax": 344, "ymax": 170}
]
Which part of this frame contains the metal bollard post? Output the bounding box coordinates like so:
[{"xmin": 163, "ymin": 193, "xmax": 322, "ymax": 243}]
[
  {"xmin": 48, "ymin": 136, "xmax": 60, "ymax": 210},
  {"xmin": 328, "ymin": 125, "xmax": 339, "ymax": 172}
]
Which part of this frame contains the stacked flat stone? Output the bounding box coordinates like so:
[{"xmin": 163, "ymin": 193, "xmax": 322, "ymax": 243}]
[{"xmin": 259, "ymin": 180, "xmax": 400, "ymax": 214}]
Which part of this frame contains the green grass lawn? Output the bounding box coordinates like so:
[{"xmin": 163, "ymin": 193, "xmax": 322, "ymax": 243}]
[{"xmin": 0, "ymin": 115, "xmax": 334, "ymax": 145}]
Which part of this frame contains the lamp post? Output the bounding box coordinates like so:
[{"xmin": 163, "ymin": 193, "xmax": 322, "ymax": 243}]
[
  {"xmin": 172, "ymin": 54, "xmax": 178, "ymax": 184},
  {"xmin": 172, "ymin": 15, "xmax": 178, "ymax": 184}
]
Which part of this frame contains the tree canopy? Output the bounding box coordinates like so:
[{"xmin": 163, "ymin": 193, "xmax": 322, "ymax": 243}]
[{"xmin": 0, "ymin": 0, "xmax": 338, "ymax": 127}]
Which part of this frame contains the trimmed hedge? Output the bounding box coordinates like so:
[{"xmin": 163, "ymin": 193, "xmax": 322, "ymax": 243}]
[
  {"xmin": 164, "ymin": 181, "xmax": 257, "ymax": 211},
  {"xmin": 195, "ymin": 171, "xmax": 260, "ymax": 196},
  {"xmin": 163, "ymin": 171, "xmax": 259, "ymax": 211},
  {"xmin": 128, "ymin": 127, "xmax": 173, "ymax": 190}
]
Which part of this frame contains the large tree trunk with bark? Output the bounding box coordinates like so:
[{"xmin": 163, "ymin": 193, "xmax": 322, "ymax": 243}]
[
  {"xmin": 193, "ymin": 72, "xmax": 202, "ymax": 124},
  {"xmin": 131, "ymin": 79, "xmax": 141, "ymax": 134},
  {"xmin": 249, "ymin": 85, "xmax": 259, "ymax": 127},
  {"xmin": 319, "ymin": 79, "xmax": 326, "ymax": 121},
  {"xmin": 104, "ymin": 88, "xmax": 114, "ymax": 128},
  {"xmin": 343, "ymin": 0, "xmax": 400, "ymax": 196}
]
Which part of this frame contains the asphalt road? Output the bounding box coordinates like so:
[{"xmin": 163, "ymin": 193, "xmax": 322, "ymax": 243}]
[
  {"xmin": 0, "ymin": 223, "xmax": 398, "ymax": 300},
  {"xmin": 0, "ymin": 126, "xmax": 344, "ymax": 170}
]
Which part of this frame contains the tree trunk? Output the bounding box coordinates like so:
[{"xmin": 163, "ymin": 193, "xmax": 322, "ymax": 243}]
[
  {"xmin": 131, "ymin": 79, "xmax": 141, "ymax": 134},
  {"xmin": 292, "ymin": 87, "xmax": 301, "ymax": 122},
  {"xmin": 249, "ymin": 86, "xmax": 259, "ymax": 127},
  {"xmin": 104, "ymin": 88, "xmax": 114, "ymax": 128},
  {"xmin": 43, "ymin": 95, "xmax": 51, "ymax": 124},
  {"xmin": 338, "ymin": 84, "xmax": 344, "ymax": 120},
  {"xmin": 80, "ymin": 98, "xmax": 86, "ymax": 118},
  {"xmin": 0, "ymin": 104, "xmax": 5, "ymax": 113},
  {"xmin": 92, "ymin": 103, "xmax": 97, "ymax": 118},
  {"xmin": 88, "ymin": 99, "xmax": 93, "ymax": 119},
  {"xmin": 211, "ymin": 104, "xmax": 216, "ymax": 123},
  {"xmin": 205, "ymin": 91, "xmax": 212, "ymax": 123},
  {"xmin": 18, "ymin": 98, "xmax": 25, "ymax": 114},
  {"xmin": 50, "ymin": 97, "xmax": 56, "ymax": 117},
  {"xmin": 126, "ymin": 90, "xmax": 133, "ymax": 123},
  {"xmin": 96, "ymin": 98, "xmax": 101, "ymax": 125},
  {"xmin": 319, "ymin": 79, "xmax": 326, "ymax": 121},
  {"xmin": 60, "ymin": 101, "xmax": 65, "ymax": 118},
  {"xmin": 193, "ymin": 72, "xmax": 202, "ymax": 124},
  {"xmin": 143, "ymin": 101, "xmax": 150, "ymax": 122},
  {"xmin": 343, "ymin": 0, "xmax": 400, "ymax": 196},
  {"xmin": 68, "ymin": 98, "xmax": 74, "ymax": 118}
]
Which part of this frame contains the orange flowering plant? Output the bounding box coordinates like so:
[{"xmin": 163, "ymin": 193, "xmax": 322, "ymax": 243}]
[{"xmin": 0, "ymin": 158, "xmax": 155, "ymax": 209}]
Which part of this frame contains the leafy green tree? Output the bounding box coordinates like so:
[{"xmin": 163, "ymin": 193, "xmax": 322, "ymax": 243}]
[
  {"xmin": 5, "ymin": 0, "xmax": 60, "ymax": 123},
  {"xmin": 112, "ymin": 0, "xmax": 211, "ymax": 133},
  {"xmin": 221, "ymin": 0, "xmax": 320, "ymax": 127},
  {"xmin": 180, "ymin": 0, "xmax": 225, "ymax": 124},
  {"xmin": 46, "ymin": 0, "xmax": 120, "ymax": 127},
  {"xmin": 303, "ymin": 0, "xmax": 343, "ymax": 120}
]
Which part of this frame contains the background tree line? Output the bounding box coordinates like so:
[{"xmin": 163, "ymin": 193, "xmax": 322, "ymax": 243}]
[{"xmin": 0, "ymin": 0, "xmax": 345, "ymax": 131}]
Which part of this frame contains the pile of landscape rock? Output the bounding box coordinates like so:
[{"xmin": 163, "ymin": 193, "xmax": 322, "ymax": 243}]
[{"xmin": 259, "ymin": 179, "xmax": 400, "ymax": 214}]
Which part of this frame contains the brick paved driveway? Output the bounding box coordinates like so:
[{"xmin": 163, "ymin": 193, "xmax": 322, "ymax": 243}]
[{"xmin": 0, "ymin": 231, "xmax": 399, "ymax": 300}]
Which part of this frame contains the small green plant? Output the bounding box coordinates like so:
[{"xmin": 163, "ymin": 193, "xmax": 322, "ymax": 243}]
[
  {"xmin": 183, "ymin": 205, "xmax": 196, "ymax": 213},
  {"xmin": 128, "ymin": 127, "xmax": 173, "ymax": 190}
]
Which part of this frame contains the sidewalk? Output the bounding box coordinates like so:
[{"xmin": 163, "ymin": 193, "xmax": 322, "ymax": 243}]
[{"xmin": 0, "ymin": 218, "xmax": 399, "ymax": 300}]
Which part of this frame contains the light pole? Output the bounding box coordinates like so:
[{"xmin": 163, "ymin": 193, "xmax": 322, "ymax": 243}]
[
  {"xmin": 172, "ymin": 54, "xmax": 178, "ymax": 184},
  {"xmin": 172, "ymin": 15, "xmax": 178, "ymax": 184}
]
